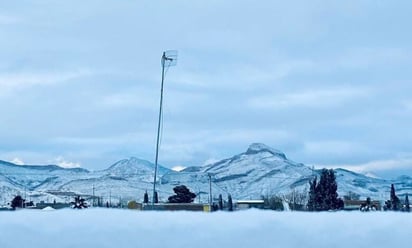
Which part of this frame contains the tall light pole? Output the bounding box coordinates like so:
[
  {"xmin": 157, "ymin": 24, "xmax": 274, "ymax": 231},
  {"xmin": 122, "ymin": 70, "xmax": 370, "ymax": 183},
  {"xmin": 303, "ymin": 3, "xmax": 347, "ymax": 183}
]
[
  {"xmin": 152, "ymin": 50, "xmax": 177, "ymax": 205},
  {"xmin": 208, "ymin": 173, "xmax": 212, "ymax": 205}
]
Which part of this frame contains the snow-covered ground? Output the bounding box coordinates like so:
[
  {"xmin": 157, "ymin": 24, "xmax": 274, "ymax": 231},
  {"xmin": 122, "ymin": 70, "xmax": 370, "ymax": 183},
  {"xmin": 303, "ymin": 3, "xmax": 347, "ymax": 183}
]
[{"xmin": 1, "ymin": 209, "xmax": 410, "ymax": 248}]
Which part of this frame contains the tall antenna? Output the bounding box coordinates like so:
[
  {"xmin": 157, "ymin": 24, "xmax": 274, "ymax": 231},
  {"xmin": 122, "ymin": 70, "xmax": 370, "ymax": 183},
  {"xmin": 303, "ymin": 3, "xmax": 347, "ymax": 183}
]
[{"xmin": 152, "ymin": 50, "xmax": 178, "ymax": 205}]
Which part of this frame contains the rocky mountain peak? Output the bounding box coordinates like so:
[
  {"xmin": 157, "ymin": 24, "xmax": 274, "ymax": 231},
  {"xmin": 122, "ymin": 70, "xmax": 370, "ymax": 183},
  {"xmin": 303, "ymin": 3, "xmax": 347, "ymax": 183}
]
[
  {"xmin": 104, "ymin": 157, "xmax": 171, "ymax": 177},
  {"xmin": 108, "ymin": 157, "xmax": 152, "ymax": 169},
  {"xmin": 245, "ymin": 143, "xmax": 287, "ymax": 160}
]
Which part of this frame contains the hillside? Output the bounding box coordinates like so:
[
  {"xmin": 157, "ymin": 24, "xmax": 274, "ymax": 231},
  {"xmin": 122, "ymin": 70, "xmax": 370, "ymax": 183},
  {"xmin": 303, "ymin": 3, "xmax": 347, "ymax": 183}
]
[{"xmin": 0, "ymin": 143, "xmax": 410, "ymax": 205}]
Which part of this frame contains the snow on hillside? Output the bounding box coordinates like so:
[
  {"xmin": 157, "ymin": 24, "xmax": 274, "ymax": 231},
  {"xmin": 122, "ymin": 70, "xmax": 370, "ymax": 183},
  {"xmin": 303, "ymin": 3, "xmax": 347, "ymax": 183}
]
[
  {"xmin": 99, "ymin": 157, "xmax": 171, "ymax": 182},
  {"xmin": 0, "ymin": 157, "xmax": 173, "ymax": 204},
  {"xmin": 199, "ymin": 143, "xmax": 314, "ymax": 198},
  {"xmin": 1, "ymin": 144, "xmax": 411, "ymax": 205},
  {"xmin": 0, "ymin": 209, "xmax": 411, "ymax": 248}
]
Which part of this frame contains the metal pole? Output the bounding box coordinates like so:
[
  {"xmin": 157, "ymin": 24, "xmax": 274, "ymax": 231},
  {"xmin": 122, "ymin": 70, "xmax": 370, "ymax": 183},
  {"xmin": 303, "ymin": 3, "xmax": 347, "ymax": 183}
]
[
  {"xmin": 153, "ymin": 52, "xmax": 166, "ymax": 205},
  {"xmin": 92, "ymin": 185, "xmax": 95, "ymax": 207},
  {"xmin": 209, "ymin": 173, "xmax": 212, "ymax": 205}
]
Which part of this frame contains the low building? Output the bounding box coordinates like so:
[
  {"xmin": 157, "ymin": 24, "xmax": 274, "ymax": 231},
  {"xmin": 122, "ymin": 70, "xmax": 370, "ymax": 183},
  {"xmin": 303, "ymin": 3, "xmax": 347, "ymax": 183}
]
[
  {"xmin": 344, "ymin": 200, "xmax": 381, "ymax": 211},
  {"xmin": 127, "ymin": 201, "xmax": 143, "ymax": 210},
  {"xmin": 236, "ymin": 200, "xmax": 265, "ymax": 210},
  {"xmin": 142, "ymin": 203, "xmax": 210, "ymax": 212},
  {"xmin": 35, "ymin": 201, "xmax": 71, "ymax": 210}
]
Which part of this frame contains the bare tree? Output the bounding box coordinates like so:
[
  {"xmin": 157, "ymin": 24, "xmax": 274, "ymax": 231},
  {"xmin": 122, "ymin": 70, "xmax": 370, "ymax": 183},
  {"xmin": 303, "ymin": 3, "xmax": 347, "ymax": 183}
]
[
  {"xmin": 343, "ymin": 191, "xmax": 360, "ymax": 201},
  {"xmin": 263, "ymin": 195, "xmax": 284, "ymax": 211},
  {"xmin": 283, "ymin": 189, "xmax": 307, "ymax": 211}
]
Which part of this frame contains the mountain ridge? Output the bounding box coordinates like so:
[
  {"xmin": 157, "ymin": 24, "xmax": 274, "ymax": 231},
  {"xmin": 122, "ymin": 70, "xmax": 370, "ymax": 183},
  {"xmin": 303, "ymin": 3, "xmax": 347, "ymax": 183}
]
[
  {"xmin": 0, "ymin": 159, "xmax": 89, "ymax": 173},
  {"xmin": 0, "ymin": 143, "xmax": 410, "ymax": 205}
]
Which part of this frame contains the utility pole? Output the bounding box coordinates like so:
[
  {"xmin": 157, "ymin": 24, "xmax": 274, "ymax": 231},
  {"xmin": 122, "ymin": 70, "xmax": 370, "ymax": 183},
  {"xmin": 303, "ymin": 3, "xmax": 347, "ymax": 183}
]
[
  {"xmin": 92, "ymin": 185, "xmax": 95, "ymax": 207},
  {"xmin": 208, "ymin": 173, "xmax": 212, "ymax": 205}
]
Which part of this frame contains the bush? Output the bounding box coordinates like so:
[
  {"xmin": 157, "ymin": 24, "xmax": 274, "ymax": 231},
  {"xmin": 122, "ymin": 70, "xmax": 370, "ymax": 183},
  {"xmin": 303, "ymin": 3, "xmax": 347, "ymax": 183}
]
[
  {"xmin": 71, "ymin": 196, "xmax": 88, "ymax": 209},
  {"xmin": 168, "ymin": 185, "xmax": 196, "ymax": 203},
  {"xmin": 11, "ymin": 195, "xmax": 25, "ymax": 209}
]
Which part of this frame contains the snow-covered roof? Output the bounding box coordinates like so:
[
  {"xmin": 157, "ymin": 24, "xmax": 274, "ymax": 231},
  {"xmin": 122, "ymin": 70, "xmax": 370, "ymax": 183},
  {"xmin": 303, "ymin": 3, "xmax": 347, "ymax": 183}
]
[{"xmin": 42, "ymin": 206, "xmax": 55, "ymax": 211}]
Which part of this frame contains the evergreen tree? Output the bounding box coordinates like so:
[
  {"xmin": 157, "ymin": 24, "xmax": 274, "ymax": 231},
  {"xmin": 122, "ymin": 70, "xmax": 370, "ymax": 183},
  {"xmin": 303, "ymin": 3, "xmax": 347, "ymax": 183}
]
[
  {"xmin": 168, "ymin": 185, "xmax": 196, "ymax": 203},
  {"xmin": 11, "ymin": 195, "xmax": 25, "ymax": 209},
  {"xmin": 228, "ymin": 194, "xmax": 233, "ymax": 211},
  {"xmin": 143, "ymin": 191, "xmax": 149, "ymax": 204},
  {"xmin": 390, "ymin": 184, "xmax": 400, "ymax": 211},
  {"xmin": 307, "ymin": 169, "xmax": 343, "ymax": 211},
  {"xmin": 307, "ymin": 177, "xmax": 317, "ymax": 211},
  {"xmin": 326, "ymin": 169, "xmax": 339, "ymax": 209},
  {"xmin": 218, "ymin": 194, "xmax": 223, "ymax": 210},
  {"xmin": 404, "ymin": 193, "xmax": 410, "ymax": 212},
  {"xmin": 336, "ymin": 198, "xmax": 344, "ymax": 210},
  {"xmin": 211, "ymin": 203, "xmax": 219, "ymax": 212}
]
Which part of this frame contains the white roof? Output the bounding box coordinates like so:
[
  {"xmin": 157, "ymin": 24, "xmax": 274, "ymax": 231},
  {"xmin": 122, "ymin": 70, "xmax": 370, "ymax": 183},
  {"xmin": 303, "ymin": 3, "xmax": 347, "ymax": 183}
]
[
  {"xmin": 236, "ymin": 200, "xmax": 265, "ymax": 204},
  {"xmin": 42, "ymin": 206, "xmax": 55, "ymax": 211}
]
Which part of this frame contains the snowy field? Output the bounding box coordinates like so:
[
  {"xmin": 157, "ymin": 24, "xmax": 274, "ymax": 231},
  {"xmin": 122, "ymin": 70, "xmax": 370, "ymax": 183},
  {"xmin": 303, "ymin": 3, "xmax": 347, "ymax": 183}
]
[{"xmin": 1, "ymin": 209, "xmax": 411, "ymax": 248}]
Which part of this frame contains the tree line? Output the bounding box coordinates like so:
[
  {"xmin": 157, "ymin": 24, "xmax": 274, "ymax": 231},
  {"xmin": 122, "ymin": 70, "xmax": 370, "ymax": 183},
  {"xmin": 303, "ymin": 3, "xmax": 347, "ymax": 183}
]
[{"xmin": 6, "ymin": 169, "xmax": 411, "ymax": 212}]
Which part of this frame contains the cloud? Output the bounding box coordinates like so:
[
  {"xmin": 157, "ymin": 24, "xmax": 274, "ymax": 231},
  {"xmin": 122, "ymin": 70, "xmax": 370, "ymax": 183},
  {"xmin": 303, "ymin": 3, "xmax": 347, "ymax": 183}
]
[
  {"xmin": 100, "ymin": 91, "xmax": 157, "ymax": 110},
  {"xmin": 10, "ymin": 158, "xmax": 24, "ymax": 165},
  {"xmin": 3, "ymin": 153, "xmax": 80, "ymax": 168},
  {"xmin": 0, "ymin": 14, "xmax": 21, "ymax": 24},
  {"xmin": 172, "ymin": 59, "xmax": 316, "ymax": 92},
  {"xmin": 319, "ymin": 157, "xmax": 412, "ymax": 176},
  {"xmin": 47, "ymin": 128, "xmax": 297, "ymax": 168},
  {"xmin": 52, "ymin": 132, "xmax": 155, "ymax": 147},
  {"xmin": 202, "ymin": 158, "xmax": 220, "ymax": 166},
  {"xmin": 248, "ymin": 87, "xmax": 370, "ymax": 110},
  {"xmin": 0, "ymin": 70, "xmax": 92, "ymax": 95},
  {"xmin": 171, "ymin": 165, "xmax": 186, "ymax": 172},
  {"xmin": 158, "ymin": 128, "xmax": 294, "ymax": 149},
  {"xmin": 0, "ymin": 151, "xmax": 50, "ymax": 166},
  {"xmin": 401, "ymin": 100, "xmax": 412, "ymax": 112},
  {"xmin": 303, "ymin": 141, "xmax": 367, "ymax": 156},
  {"xmin": 0, "ymin": 0, "xmax": 411, "ymax": 176},
  {"xmin": 159, "ymin": 143, "xmax": 206, "ymax": 163},
  {"xmin": 335, "ymin": 47, "xmax": 410, "ymax": 69},
  {"xmin": 154, "ymin": 128, "xmax": 298, "ymax": 166},
  {"xmin": 99, "ymin": 87, "xmax": 208, "ymax": 113},
  {"xmin": 52, "ymin": 156, "xmax": 81, "ymax": 168}
]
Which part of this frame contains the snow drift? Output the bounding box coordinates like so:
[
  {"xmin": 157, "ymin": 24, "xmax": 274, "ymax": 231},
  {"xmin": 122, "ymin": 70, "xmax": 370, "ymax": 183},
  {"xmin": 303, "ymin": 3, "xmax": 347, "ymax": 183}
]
[{"xmin": 0, "ymin": 209, "xmax": 410, "ymax": 248}]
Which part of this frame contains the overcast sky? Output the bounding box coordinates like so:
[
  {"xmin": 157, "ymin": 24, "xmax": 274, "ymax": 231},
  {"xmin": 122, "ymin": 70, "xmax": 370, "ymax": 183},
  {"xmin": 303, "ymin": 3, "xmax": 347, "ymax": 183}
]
[{"xmin": 0, "ymin": 0, "xmax": 411, "ymax": 178}]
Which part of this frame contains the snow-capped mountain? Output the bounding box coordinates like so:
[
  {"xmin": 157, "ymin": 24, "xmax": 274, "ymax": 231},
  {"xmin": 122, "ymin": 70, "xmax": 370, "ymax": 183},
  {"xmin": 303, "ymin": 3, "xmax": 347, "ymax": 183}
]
[
  {"xmin": 163, "ymin": 143, "xmax": 314, "ymax": 199},
  {"xmin": 100, "ymin": 157, "xmax": 171, "ymax": 181},
  {"xmin": 0, "ymin": 143, "xmax": 411, "ymax": 205},
  {"xmin": 334, "ymin": 168, "xmax": 412, "ymax": 199},
  {"xmin": 0, "ymin": 157, "xmax": 171, "ymax": 204}
]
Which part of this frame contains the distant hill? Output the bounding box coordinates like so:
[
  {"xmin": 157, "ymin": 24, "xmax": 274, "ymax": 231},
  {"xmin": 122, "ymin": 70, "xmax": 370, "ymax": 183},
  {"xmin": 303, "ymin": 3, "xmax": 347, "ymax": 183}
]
[{"xmin": 0, "ymin": 143, "xmax": 410, "ymax": 205}]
